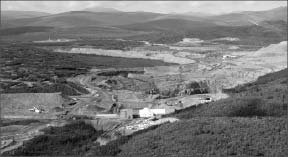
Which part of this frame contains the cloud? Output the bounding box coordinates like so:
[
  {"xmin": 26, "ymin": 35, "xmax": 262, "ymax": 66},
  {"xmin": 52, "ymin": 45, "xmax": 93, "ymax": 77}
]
[
  {"xmin": 245, "ymin": 1, "xmax": 256, "ymax": 5},
  {"xmin": 154, "ymin": 1, "xmax": 169, "ymax": 5},
  {"xmin": 189, "ymin": 1, "xmax": 200, "ymax": 7},
  {"xmin": 86, "ymin": 1, "xmax": 101, "ymax": 8}
]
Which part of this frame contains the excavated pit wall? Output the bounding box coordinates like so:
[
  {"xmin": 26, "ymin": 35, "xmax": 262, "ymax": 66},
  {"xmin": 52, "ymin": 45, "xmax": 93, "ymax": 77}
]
[{"xmin": 56, "ymin": 48, "xmax": 195, "ymax": 64}]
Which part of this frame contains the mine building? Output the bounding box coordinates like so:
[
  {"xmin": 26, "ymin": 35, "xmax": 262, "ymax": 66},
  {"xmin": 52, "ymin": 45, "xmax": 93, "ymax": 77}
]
[
  {"xmin": 120, "ymin": 109, "xmax": 133, "ymax": 119},
  {"xmin": 138, "ymin": 108, "xmax": 175, "ymax": 118}
]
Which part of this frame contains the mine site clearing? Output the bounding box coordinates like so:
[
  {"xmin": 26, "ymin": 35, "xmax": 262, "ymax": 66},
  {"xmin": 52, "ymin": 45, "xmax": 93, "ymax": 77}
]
[{"xmin": 0, "ymin": 36, "xmax": 287, "ymax": 154}]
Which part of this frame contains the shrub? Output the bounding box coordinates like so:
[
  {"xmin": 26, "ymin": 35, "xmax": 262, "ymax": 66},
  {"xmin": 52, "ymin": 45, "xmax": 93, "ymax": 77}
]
[
  {"xmin": 171, "ymin": 96, "xmax": 287, "ymax": 119},
  {"xmin": 0, "ymin": 119, "xmax": 40, "ymax": 127},
  {"xmin": 227, "ymin": 98, "xmax": 266, "ymax": 117},
  {"xmin": 118, "ymin": 117, "xmax": 288, "ymax": 157},
  {"xmin": 88, "ymin": 124, "xmax": 161, "ymax": 156},
  {"xmin": 6, "ymin": 121, "xmax": 103, "ymax": 156}
]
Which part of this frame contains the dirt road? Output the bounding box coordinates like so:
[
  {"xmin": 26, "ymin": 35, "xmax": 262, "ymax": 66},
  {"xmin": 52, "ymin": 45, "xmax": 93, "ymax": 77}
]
[
  {"xmin": 0, "ymin": 120, "xmax": 67, "ymax": 154},
  {"xmin": 67, "ymin": 74, "xmax": 114, "ymax": 115}
]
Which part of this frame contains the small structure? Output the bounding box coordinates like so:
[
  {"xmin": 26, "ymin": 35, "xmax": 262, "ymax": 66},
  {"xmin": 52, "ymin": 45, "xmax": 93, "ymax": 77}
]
[
  {"xmin": 28, "ymin": 106, "xmax": 44, "ymax": 113},
  {"xmin": 222, "ymin": 55, "xmax": 236, "ymax": 60},
  {"xmin": 95, "ymin": 114, "xmax": 118, "ymax": 119},
  {"xmin": 120, "ymin": 109, "xmax": 133, "ymax": 119},
  {"xmin": 33, "ymin": 38, "xmax": 76, "ymax": 43},
  {"xmin": 200, "ymin": 97, "xmax": 212, "ymax": 103}
]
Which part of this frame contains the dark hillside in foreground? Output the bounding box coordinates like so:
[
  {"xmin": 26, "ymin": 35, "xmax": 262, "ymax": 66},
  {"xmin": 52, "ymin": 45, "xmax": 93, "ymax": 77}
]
[
  {"xmin": 172, "ymin": 68, "xmax": 288, "ymax": 119},
  {"xmin": 3, "ymin": 121, "xmax": 161, "ymax": 156},
  {"xmin": 118, "ymin": 117, "xmax": 288, "ymax": 157},
  {"xmin": 3, "ymin": 121, "xmax": 104, "ymax": 156}
]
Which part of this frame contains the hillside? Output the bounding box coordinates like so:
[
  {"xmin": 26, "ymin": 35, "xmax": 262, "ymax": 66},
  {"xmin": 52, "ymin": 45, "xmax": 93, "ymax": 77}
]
[
  {"xmin": 1, "ymin": 11, "xmax": 50, "ymax": 20},
  {"xmin": 2, "ymin": 6, "xmax": 286, "ymax": 29},
  {"xmin": 0, "ymin": 26, "xmax": 53, "ymax": 36},
  {"xmin": 207, "ymin": 6, "xmax": 287, "ymax": 26},
  {"xmin": 120, "ymin": 19, "xmax": 287, "ymax": 46},
  {"xmin": 172, "ymin": 68, "xmax": 288, "ymax": 119},
  {"xmin": 118, "ymin": 117, "xmax": 288, "ymax": 157},
  {"xmin": 118, "ymin": 19, "xmax": 217, "ymax": 32},
  {"xmin": 2, "ymin": 11, "xmax": 163, "ymax": 28},
  {"xmin": 186, "ymin": 20, "xmax": 287, "ymax": 46},
  {"xmin": 0, "ymin": 43, "xmax": 174, "ymax": 95},
  {"xmin": 1, "ymin": 6, "xmax": 286, "ymax": 47}
]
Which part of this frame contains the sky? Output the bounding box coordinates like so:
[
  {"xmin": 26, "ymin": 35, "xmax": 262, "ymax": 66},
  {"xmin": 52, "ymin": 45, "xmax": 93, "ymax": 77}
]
[{"xmin": 1, "ymin": 1, "xmax": 287, "ymax": 14}]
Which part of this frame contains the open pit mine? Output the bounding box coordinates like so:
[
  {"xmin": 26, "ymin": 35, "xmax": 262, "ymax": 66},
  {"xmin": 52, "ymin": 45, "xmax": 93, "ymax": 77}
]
[
  {"xmin": 1, "ymin": 36, "xmax": 286, "ymax": 154},
  {"xmin": 1, "ymin": 3, "xmax": 287, "ymax": 156}
]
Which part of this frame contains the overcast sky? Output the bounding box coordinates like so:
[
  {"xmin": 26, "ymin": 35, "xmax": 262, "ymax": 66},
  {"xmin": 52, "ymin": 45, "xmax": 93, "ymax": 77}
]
[{"xmin": 1, "ymin": 1, "xmax": 287, "ymax": 14}]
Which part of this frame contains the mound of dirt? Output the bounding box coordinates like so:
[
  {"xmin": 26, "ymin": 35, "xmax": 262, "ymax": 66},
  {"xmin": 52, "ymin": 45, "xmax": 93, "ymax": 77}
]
[{"xmin": 252, "ymin": 41, "xmax": 287, "ymax": 57}]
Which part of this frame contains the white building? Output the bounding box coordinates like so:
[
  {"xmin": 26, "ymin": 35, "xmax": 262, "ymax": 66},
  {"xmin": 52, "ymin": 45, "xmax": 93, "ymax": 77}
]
[
  {"xmin": 139, "ymin": 108, "xmax": 154, "ymax": 117},
  {"xmin": 139, "ymin": 108, "xmax": 174, "ymax": 118}
]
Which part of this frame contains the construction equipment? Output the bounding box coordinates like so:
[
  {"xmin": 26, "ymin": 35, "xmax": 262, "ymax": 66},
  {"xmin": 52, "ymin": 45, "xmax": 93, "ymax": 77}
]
[{"xmin": 28, "ymin": 106, "xmax": 44, "ymax": 113}]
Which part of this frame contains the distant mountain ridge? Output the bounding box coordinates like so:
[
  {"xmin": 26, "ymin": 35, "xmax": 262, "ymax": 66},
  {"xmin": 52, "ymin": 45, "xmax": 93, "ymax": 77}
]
[
  {"xmin": 1, "ymin": 11, "xmax": 164, "ymax": 28},
  {"xmin": 1, "ymin": 6, "xmax": 286, "ymax": 46},
  {"xmin": 2, "ymin": 6, "xmax": 286, "ymax": 29},
  {"xmin": 207, "ymin": 6, "xmax": 287, "ymax": 26},
  {"xmin": 83, "ymin": 7, "xmax": 121, "ymax": 13},
  {"xmin": 118, "ymin": 18, "xmax": 218, "ymax": 31},
  {"xmin": 1, "ymin": 10, "xmax": 50, "ymax": 20}
]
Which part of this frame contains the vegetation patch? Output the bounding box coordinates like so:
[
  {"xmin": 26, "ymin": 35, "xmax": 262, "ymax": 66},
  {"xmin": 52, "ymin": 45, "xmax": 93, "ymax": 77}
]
[
  {"xmin": 172, "ymin": 69, "xmax": 288, "ymax": 119},
  {"xmin": 4, "ymin": 121, "xmax": 104, "ymax": 156},
  {"xmin": 118, "ymin": 117, "xmax": 288, "ymax": 157},
  {"xmin": 0, "ymin": 44, "xmax": 173, "ymax": 95},
  {"xmin": 0, "ymin": 119, "xmax": 41, "ymax": 127},
  {"xmin": 3, "ymin": 121, "xmax": 161, "ymax": 156},
  {"xmin": 0, "ymin": 26, "xmax": 53, "ymax": 36}
]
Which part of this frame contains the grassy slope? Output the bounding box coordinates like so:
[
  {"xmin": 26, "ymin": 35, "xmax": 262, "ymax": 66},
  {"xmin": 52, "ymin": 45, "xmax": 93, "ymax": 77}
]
[
  {"xmin": 172, "ymin": 68, "xmax": 288, "ymax": 119},
  {"xmin": 3, "ymin": 121, "xmax": 161, "ymax": 156},
  {"xmin": 118, "ymin": 68, "xmax": 288, "ymax": 156},
  {"xmin": 123, "ymin": 20, "xmax": 287, "ymax": 46},
  {"xmin": 119, "ymin": 117, "xmax": 288, "ymax": 157},
  {"xmin": 186, "ymin": 20, "xmax": 287, "ymax": 46},
  {"xmin": 3, "ymin": 121, "xmax": 104, "ymax": 156}
]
